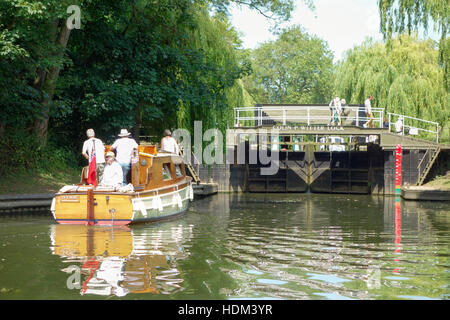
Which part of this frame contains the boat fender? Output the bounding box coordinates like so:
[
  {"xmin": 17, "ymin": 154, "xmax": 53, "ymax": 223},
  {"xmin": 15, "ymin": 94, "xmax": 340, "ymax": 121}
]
[
  {"xmin": 153, "ymin": 196, "xmax": 163, "ymax": 211},
  {"xmin": 189, "ymin": 184, "xmax": 194, "ymax": 201},
  {"xmin": 133, "ymin": 199, "xmax": 147, "ymax": 217},
  {"xmin": 173, "ymin": 193, "xmax": 182, "ymax": 208},
  {"xmin": 50, "ymin": 198, "xmax": 56, "ymax": 219},
  {"xmin": 172, "ymin": 193, "xmax": 182, "ymax": 208}
]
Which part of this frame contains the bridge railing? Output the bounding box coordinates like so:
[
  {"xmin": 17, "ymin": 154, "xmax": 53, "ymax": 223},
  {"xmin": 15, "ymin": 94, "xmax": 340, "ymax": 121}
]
[
  {"xmin": 387, "ymin": 112, "xmax": 439, "ymax": 143},
  {"xmin": 234, "ymin": 105, "xmax": 385, "ymax": 128}
]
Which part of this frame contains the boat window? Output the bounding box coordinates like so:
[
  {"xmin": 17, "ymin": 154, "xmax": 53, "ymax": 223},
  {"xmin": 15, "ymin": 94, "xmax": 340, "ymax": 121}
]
[
  {"xmin": 175, "ymin": 164, "xmax": 183, "ymax": 177},
  {"xmin": 162, "ymin": 163, "xmax": 172, "ymax": 180}
]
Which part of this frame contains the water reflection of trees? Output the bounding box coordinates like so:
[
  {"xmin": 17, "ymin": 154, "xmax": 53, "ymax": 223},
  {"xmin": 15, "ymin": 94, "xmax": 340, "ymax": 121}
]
[
  {"xmin": 221, "ymin": 193, "xmax": 448, "ymax": 299},
  {"xmin": 50, "ymin": 223, "xmax": 193, "ymax": 297}
]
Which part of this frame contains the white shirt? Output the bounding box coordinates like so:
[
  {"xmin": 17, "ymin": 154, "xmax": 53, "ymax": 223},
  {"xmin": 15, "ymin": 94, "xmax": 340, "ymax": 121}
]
[
  {"xmin": 161, "ymin": 136, "xmax": 179, "ymax": 154},
  {"xmin": 82, "ymin": 138, "xmax": 105, "ymax": 164},
  {"xmin": 101, "ymin": 161, "xmax": 123, "ymax": 187},
  {"xmin": 395, "ymin": 119, "xmax": 403, "ymax": 133},
  {"xmin": 111, "ymin": 137, "xmax": 138, "ymax": 164},
  {"xmin": 335, "ymin": 101, "xmax": 342, "ymax": 114},
  {"xmin": 365, "ymin": 99, "xmax": 372, "ymax": 114}
]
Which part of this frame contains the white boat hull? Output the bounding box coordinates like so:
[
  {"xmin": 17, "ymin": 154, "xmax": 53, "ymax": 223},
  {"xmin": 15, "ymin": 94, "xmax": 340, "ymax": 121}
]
[{"xmin": 130, "ymin": 184, "xmax": 194, "ymax": 223}]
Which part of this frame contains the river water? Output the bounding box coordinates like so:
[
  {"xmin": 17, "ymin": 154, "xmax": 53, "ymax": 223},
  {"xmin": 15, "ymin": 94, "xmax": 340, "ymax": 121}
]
[{"xmin": 0, "ymin": 193, "xmax": 448, "ymax": 300}]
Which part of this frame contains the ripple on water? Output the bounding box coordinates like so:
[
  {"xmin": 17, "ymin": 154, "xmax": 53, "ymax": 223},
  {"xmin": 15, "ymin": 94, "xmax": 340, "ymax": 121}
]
[
  {"xmin": 214, "ymin": 193, "xmax": 449, "ymax": 300},
  {"xmin": 1, "ymin": 193, "xmax": 447, "ymax": 300}
]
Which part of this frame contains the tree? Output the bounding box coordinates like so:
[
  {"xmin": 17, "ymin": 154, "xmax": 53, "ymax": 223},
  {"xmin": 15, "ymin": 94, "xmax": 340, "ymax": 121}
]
[
  {"xmin": 174, "ymin": 9, "xmax": 251, "ymax": 135},
  {"xmin": 210, "ymin": 0, "xmax": 314, "ymax": 23},
  {"xmin": 244, "ymin": 25, "xmax": 334, "ymax": 104},
  {"xmin": 0, "ymin": 0, "xmax": 84, "ymax": 143},
  {"xmin": 335, "ymin": 35, "xmax": 449, "ymax": 141},
  {"xmin": 55, "ymin": 1, "xmax": 249, "ymax": 145},
  {"xmin": 378, "ymin": 0, "xmax": 449, "ymax": 89},
  {"xmin": 0, "ymin": 0, "xmax": 304, "ymax": 171}
]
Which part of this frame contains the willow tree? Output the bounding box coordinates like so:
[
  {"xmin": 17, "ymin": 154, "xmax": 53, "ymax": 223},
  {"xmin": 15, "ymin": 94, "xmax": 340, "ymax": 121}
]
[
  {"xmin": 378, "ymin": 0, "xmax": 449, "ymax": 89},
  {"xmin": 174, "ymin": 9, "xmax": 250, "ymax": 136},
  {"xmin": 335, "ymin": 35, "xmax": 449, "ymax": 141}
]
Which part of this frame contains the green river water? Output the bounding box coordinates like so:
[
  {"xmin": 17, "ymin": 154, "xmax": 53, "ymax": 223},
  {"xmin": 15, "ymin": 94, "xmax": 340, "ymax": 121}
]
[{"xmin": 0, "ymin": 193, "xmax": 448, "ymax": 300}]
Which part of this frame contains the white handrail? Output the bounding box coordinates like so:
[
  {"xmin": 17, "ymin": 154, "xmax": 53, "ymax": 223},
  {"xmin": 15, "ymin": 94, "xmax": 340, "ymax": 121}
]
[
  {"xmin": 234, "ymin": 105, "xmax": 385, "ymax": 128},
  {"xmin": 387, "ymin": 112, "xmax": 439, "ymax": 143},
  {"xmin": 234, "ymin": 106, "xmax": 439, "ymax": 143}
]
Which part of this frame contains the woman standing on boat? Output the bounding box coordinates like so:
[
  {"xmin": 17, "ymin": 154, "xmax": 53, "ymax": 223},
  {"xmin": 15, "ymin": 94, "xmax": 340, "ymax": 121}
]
[
  {"xmin": 111, "ymin": 129, "xmax": 138, "ymax": 186},
  {"xmin": 160, "ymin": 129, "xmax": 180, "ymax": 154}
]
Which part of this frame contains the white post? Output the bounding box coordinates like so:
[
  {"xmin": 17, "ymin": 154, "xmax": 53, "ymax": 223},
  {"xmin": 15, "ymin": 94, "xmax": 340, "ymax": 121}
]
[
  {"xmin": 282, "ymin": 107, "xmax": 286, "ymax": 125},
  {"xmin": 402, "ymin": 116, "xmax": 405, "ymax": 136},
  {"xmin": 436, "ymin": 123, "xmax": 439, "ymax": 143},
  {"xmin": 379, "ymin": 110, "xmax": 383, "ymax": 129},
  {"xmin": 388, "ymin": 113, "xmax": 391, "ymax": 132},
  {"xmin": 356, "ymin": 107, "xmax": 359, "ymax": 127},
  {"xmin": 307, "ymin": 107, "xmax": 310, "ymax": 126},
  {"xmin": 259, "ymin": 107, "xmax": 262, "ymax": 126}
]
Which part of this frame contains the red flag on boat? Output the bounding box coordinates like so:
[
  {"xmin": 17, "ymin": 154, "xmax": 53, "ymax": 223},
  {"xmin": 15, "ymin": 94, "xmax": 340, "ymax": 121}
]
[{"xmin": 87, "ymin": 143, "xmax": 97, "ymax": 187}]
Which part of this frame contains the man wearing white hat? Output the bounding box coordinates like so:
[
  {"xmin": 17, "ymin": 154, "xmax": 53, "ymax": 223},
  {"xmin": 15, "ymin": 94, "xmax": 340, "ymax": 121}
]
[
  {"xmin": 101, "ymin": 151, "xmax": 123, "ymax": 187},
  {"xmin": 111, "ymin": 129, "xmax": 138, "ymax": 186}
]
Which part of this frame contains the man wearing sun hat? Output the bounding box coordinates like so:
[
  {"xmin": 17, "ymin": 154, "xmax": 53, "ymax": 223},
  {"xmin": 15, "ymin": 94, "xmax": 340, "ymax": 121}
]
[
  {"xmin": 111, "ymin": 129, "xmax": 138, "ymax": 186},
  {"xmin": 101, "ymin": 151, "xmax": 123, "ymax": 187}
]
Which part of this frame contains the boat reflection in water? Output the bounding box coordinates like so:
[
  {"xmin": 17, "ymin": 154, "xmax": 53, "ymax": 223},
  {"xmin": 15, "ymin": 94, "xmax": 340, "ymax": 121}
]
[{"xmin": 50, "ymin": 223, "xmax": 193, "ymax": 297}]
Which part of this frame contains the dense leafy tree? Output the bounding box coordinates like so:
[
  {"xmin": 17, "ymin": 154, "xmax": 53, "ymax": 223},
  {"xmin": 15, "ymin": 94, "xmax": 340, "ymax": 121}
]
[
  {"xmin": 0, "ymin": 0, "xmax": 266, "ymax": 172},
  {"xmin": 211, "ymin": 0, "xmax": 314, "ymax": 22},
  {"xmin": 378, "ymin": 0, "xmax": 448, "ymax": 40},
  {"xmin": 174, "ymin": 10, "xmax": 251, "ymax": 134},
  {"xmin": 378, "ymin": 0, "xmax": 449, "ymax": 88},
  {"xmin": 244, "ymin": 25, "xmax": 334, "ymax": 104},
  {"xmin": 0, "ymin": 0, "xmax": 81, "ymax": 141}
]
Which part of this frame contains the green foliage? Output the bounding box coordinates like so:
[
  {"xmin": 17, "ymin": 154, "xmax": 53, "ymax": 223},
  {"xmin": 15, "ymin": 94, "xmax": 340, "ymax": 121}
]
[
  {"xmin": 1, "ymin": 0, "xmax": 277, "ymax": 171},
  {"xmin": 0, "ymin": 128, "xmax": 75, "ymax": 175},
  {"xmin": 335, "ymin": 34, "xmax": 449, "ymax": 141},
  {"xmin": 174, "ymin": 9, "xmax": 250, "ymax": 136},
  {"xmin": 210, "ymin": 0, "xmax": 313, "ymax": 23},
  {"xmin": 378, "ymin": 0, "xmax": 449, "ymax": 89},
  {"xmin": 244, "ymin": 25, "xmax": 334, "ymax": 104},
  {"xmin": 378, "ymin": 0, "xmax": 448, "ymax": 40}
]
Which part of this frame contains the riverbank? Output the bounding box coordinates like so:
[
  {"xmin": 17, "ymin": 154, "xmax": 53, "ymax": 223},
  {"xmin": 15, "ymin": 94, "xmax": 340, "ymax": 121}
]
[
  {"xmin": 401, "ymin": 172, "xmax": 450, "ymax": 201},
  {"xmin": 422, "ymin": 172, "xmax": 450, "ymax": 189},
  {"xmin": 1, "ymin": 166, "xmax": 448, "ymax": 197},
  {"xmin": 0, "ymin": 167, "xmax": 81, "ymax": 195}
]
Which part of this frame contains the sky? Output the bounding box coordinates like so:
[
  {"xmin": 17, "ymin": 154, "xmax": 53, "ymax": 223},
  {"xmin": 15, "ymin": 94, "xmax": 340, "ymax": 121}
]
[{"xmin": 230, "ymin": 0, "xmax": 385, "ymax": 62}]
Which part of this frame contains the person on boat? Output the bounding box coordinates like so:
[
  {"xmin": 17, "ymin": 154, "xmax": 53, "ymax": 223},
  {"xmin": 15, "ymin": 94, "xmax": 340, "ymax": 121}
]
[
  {"xmin": 101, "ymin": 151, "xmax": 123, "ymax": 188},
  {"xmin": 160, "ymin": 129, "xmax": 180, "ymax": 154},
  {"xmin": 82, "ymin": 129, "xmax": 105, "ymax": 186},
  {"xmin": 110, "ymin": 129, "xmax": 138, "ymax": 186}
]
